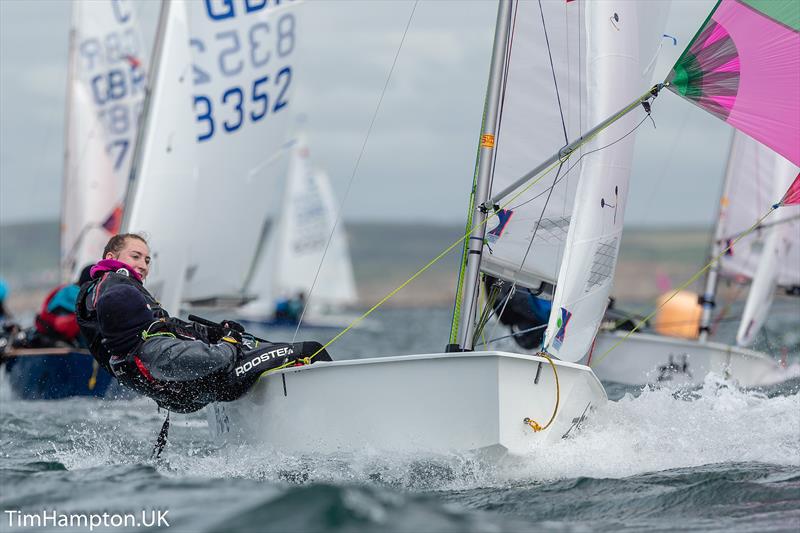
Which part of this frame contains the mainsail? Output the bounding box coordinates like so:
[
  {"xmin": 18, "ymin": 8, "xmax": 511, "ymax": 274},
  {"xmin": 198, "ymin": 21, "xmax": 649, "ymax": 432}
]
[
  {"xmin": 479, "ymin": 0, "xmax": 585, "ymax": 290},
  {"xmin": 121, "ymin": 0, "xmax": 197, "ymax": 313},
  {"xmin": 716, "ymin": 133, "xmax": 800, "ymax": 290},
  {"xmin": 241, "ymin": 136, "xmax": 357, "ymax": 318},
  {"xmin": 479, "ymin": 0, "xmax": 668, "ymax": 362},
  {"xmin": 735, "ymin": 146, "xmax": 800, "ymax": 346},
  {"xmin": 61, "ymin": 0, "xmax": 147, "ymax": 281},
  {"xmin": 180, "ymin": 1, "xmax": 299, "ymax": 303}
]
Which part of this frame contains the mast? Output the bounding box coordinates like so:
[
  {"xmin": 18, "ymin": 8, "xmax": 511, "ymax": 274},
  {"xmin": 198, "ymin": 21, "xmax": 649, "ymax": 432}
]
[
  {"xmin": 120, "ymin": 0, "xmax": 169, "ymax": 232},
  {"xmin": 698, "ymin": 131, "xmax": 736, "ymax": 342},
  {"xmin": 60, "ymin": 1, "xmax": 80, "ymax": 281},
  {"xmin": 454, "ymin": 0, "xmax": 513, "ymax": 351}
]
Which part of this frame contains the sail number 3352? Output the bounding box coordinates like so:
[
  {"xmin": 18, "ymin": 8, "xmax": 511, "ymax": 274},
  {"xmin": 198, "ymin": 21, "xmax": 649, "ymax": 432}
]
[{"xmin": 192, "ymin": 9, "xmax": 295, "ymax": 142}]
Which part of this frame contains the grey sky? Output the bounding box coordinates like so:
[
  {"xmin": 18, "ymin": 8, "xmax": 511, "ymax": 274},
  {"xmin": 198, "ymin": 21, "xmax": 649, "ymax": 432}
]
[{"xmin": 0, "ymin": 0, "xmax": 728, "ymax": 227}]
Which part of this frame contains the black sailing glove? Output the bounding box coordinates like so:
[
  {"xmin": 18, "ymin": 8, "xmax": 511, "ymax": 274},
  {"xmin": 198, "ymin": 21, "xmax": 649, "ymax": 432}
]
[{"xmin": 221, "ymin": 319, "xmax": 245, "ymax": 334}]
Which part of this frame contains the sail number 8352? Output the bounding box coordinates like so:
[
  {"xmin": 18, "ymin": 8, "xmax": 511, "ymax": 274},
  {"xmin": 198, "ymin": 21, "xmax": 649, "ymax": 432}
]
[{"xmin": 193, "ymin": 66, "xmax": 291, "ymax": 141}]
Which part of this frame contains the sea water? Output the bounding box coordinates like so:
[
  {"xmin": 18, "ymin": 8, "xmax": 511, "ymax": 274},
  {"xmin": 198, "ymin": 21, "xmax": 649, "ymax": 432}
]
[{"xmin": 1, "ymin": 307, "xmax": 798, "ymax": 532}]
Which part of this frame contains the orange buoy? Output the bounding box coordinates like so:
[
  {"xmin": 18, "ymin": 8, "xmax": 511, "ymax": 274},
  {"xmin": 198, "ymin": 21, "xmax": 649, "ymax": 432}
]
[{"xmin": 653, "ymin": 290, "xmax": 702, "ymax": 339}]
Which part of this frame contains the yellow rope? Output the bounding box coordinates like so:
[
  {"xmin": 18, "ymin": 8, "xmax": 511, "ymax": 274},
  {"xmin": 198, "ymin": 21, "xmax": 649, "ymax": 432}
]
[
  {"xmin": 88, "ymin": 359, "xmax": 99, "ymax": 391},
  {"xmin": 590, "ymin": 206, "xmax": 778, "ymax": 368},
  {"xmin": 257, "ymin": 86, "xmax": 660, "ymax": 373},
  {"xmin": 524, "ymin": 351, "xmax": 560, "ymax": 432}
]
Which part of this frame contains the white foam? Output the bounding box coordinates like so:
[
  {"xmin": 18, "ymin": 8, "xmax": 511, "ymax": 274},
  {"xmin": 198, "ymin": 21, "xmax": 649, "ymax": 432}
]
[
  {"xmin": 502, "ymin": 373, "xmax": 800, "ymax": 482},
  {"xmin": 49, "ymin": 376, "xmax": 800, "ymax": 490},
  {"xmin": 157, "ymin": 378, "xmax": 798, "ymax": 491}
]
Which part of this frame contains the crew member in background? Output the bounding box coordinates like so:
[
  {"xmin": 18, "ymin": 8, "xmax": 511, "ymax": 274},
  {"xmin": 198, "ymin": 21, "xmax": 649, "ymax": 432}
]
[
  {"xmin": 0, "ymin": 279, "xmax": 8, "ymax": 322},
  {"xmin": 77, "ymin": 233, "xmax": 331, "ymax": 413},
  {"xmin": 0, "ymin": 279, "xmax": 16, "ymax": 359},
  {"xmin": 27, "ymin": 265, "xmax": 93, "ymax": 349},
  {"xmin": 484, "ymin": 275, "xmax": 552, "ymax": 350},
  {"xmin": 275, "ymin": 291, "xmax": 306, "ymax": 323}
]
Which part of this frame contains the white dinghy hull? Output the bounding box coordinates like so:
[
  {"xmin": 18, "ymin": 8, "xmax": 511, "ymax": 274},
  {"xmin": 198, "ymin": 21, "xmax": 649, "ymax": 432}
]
[
  {"xmin": 587, "ymin": 331, "xmax": 785, "ymax": 387},
  {"xmin": 208, "ymin": 351, "xmax": 606, "ymax": 455}
]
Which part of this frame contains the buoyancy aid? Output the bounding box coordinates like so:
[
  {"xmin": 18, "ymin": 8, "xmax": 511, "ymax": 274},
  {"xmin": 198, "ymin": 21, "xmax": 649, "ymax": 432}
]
[
  {"xmin": 35, "ymin": 285, "xmax": 81, "ymax": 344},
  {"xmin": 76, "ymin": 259, "xmax": 166, "ymax": 372}
]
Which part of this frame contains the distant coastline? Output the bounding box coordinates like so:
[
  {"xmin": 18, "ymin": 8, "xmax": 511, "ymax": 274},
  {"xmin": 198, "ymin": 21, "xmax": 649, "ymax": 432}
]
[{"xmin": 1, "ymin": 219, "xmax": 717, "ymax": 314}]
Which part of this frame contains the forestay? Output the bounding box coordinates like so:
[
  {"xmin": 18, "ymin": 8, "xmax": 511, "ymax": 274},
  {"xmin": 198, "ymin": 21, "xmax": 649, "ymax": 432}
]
[
  {"xmin": 61, "ymin": 0, "xmax": 146, "ymax": 282},
  {"xmin": 180, "ymin": 0, "xmax": 299, "ymax": 303},
  {"xmin": 545, "ymin": 0, "xmax": 669, "ymax": 362},
  {"xmin": 241, "ymin": 137, "xmax": 357, "ymax": 318},
  {"xmin": 122, "ymin": 0, "xmax": 197, "ymax": 314}
]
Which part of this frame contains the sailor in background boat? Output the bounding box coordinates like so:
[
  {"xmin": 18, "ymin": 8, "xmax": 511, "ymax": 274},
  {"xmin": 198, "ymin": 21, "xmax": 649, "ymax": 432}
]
[
  {"xmin": 0, "ymin": 278, "xmax": 8, "ymax": 322},
  {"xmin": 0, "ymin": 278, "xmax": 17, "ymax": 358},
  {"xmin": 484, "ymin": 275, "xmax": 552, "ymax": 350},
  {"xmin": 3, "ymin": 265, "xmax": 93, "ymax": 359},
  {"xmin": 30, "ymin": 265, "xmax": 92, "ymax": 349},
  {"xmin": 77, "ymin": 234, "xmax": 331, "ymax": 413},
  {"xmin": 274, "ymin": 292, "xmax": 306, "ymax": 323}
]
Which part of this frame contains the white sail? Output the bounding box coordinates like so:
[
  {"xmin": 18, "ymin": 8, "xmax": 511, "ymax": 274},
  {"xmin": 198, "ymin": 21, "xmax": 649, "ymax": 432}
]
[
  {"xmin": 122, "ymin": 0, "xmax": 197, "ymax": 314},
  {"xmin": 479, "ymin": 0, "xmax": 585, "ymax": 290},
  {"xmin": 311, "ymin": 169, "xmax": 358, "ymax": 309},
  {"xmin": 61, "ymin": 0, "xmax": 147, "ymax": 281},
  {"xmin": 736, "ymin": 154, "xmax": 800, "ymax": 346},
  {"xmin": 545, "ymin": 1, "xmax": 668, "ymax": 362},
  {"xmin": 241, "ymin": 137, "xmax": 357, "ymax": 318},
  {"xmin": 181, "ymin": 1, "xmax": 300, "ymax": 303},
  {"xmin": 718, "ymin": 134, "xmax": 800, "ymax": 288}
]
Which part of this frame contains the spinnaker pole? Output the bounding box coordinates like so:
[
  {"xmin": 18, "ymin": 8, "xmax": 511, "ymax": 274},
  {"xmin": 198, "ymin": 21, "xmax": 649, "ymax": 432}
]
[
  {"xmin": 482, "ymin": 84, "xmax": 663, "ymax": 210},
  {"xmin": 454, "ymin": 0, "xmax": 513, "ymax": 351}
]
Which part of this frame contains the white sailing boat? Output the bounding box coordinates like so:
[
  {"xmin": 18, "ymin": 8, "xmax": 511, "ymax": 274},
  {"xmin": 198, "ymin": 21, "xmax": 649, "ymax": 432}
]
[
  {"xmin": 237, "ymin": 135, "xmax": 360, "ymax": 329},
  {"xmin": 590, "ymin": 132, "xmax": 798, "ymax": 387},
  {"xmin": 208, "ymin": 0, "xmax": 668, "ymax": 455},
  {"xmin": 122, "ymin": 0, "xmax": 300, "ymax": 314},
  {"xmin": 61, "ymin": 0, "xmax": 147, "ymax": 282}
]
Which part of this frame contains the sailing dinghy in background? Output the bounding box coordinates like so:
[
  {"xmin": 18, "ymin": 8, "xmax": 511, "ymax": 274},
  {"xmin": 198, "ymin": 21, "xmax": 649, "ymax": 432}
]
[
  {"xmin": 592, "ymin": 133, "xmax": 799, "ymax": 386},
  {"xmin": 61, "ymin": 0, "xmax": 147, "ymax": 282},
  {"xmin": 4, "ymin": 0, "xmax": 147, "ymax": 400},
  {"xmin": 237, "ymin": 135, "xmax": 360, "ymax": 329},
  {"xmin": 209, "ymin": 0, "xmax": 670, "ymax": 454},
  {"xmin": 590, "ymin": 0, "xmax": 800, "ymax": 386},
  {"xmin": 122, "ymin": 0, "xmax": 300, "ymax": 314}
]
